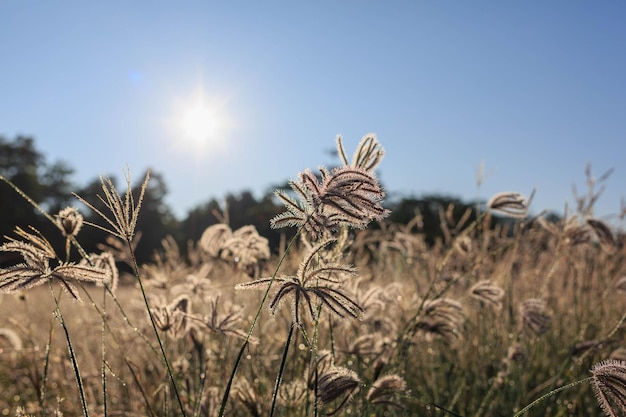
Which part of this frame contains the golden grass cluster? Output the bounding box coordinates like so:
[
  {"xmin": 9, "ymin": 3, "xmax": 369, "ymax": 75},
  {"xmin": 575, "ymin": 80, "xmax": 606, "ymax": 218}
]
[{"xmin": 0, "ymin": 135, "xmax": 625, "ymax": 417}]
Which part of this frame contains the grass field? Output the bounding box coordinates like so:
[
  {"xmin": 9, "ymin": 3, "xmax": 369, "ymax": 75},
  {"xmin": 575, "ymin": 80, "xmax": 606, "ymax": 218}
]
[{"xmin": 0, "ymin": 136, "xmax": 624, "ymax": 417}]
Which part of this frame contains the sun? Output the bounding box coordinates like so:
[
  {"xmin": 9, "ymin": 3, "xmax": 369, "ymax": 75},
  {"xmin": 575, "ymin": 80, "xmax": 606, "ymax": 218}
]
[
  {"xmin": 180, "ymin": 101, "xmax": 219, "ymax": 145},
  {"xmin": 168, "ymin": 87, "xmax": 231, "ymax": 154}
]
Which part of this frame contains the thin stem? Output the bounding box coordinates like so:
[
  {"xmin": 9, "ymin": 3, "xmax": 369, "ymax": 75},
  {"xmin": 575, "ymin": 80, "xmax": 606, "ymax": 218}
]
[
  {"xmin": 269, "ymin": 322, "xmax": 295, "ymax": 417},
  {"xmin": 49, "ymin": 284, "xmax": 90, "ymax": 417},
  {"xmin": 512, "ymin": 378, "xmax": 591, "ymax": 417},
  {"xmin": 127, "ymin": 236, "xmax": 187, "ymax": 417},
  {"xmin": 39, "ymin": 315, "xmax": 55, "ymax": 417},
  {"xmin": 101, "ymin": 285, "xmax": 108, "ymax": 417},
  {"xmin": 218, "ymin": 226, "xmax": 303, "ymax": 417}
]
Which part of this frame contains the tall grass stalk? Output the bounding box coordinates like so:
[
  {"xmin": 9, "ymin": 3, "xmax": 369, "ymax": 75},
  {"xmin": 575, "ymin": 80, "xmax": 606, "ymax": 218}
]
[
  {"xmin": 39, "ymin": 314, "xmax": 55, "ymax": 416},
  {"xmin": 512, "ymin": 378, "xmax": 591, "ymax": 417},
  {"xmin": 48, "ymin": 285, "xmax": 89, "ymax": 417},
  {"xmin": 217, "ymin": 226, "xmax": 303, "ymax": 417},
  {"xmin": 269, "ymin": 322, "xmax": 295, "ymax": 417}
]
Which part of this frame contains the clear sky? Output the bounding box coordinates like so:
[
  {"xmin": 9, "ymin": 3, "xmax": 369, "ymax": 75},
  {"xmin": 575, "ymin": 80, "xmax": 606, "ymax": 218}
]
[{"xmin": 1, "ymin": 2, "xmax": 625, "ymax": 224}]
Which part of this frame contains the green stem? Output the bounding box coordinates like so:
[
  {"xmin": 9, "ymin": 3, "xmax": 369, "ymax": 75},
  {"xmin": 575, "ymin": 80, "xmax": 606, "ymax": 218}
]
[
  {"xmin": 39, "ymin": 315, "xmax": 55, "ymax": 417},
  {"xmin": 512, "ymin": 378, "xmax": 591, "ymax": 417},
  {"xmin": 127, "ymin": 236, "xmax": 187, "ymax": 417},
  {"xmin": 49, "ymin": 284, "xmax": 90, "ymax": 417},
  {"xmin": 269, "ymin": 323, "xmax": 295, "ymax": 417},
  {"xmin": 218, "ymin": 226, "xmax": 303, "ymax": 417}
]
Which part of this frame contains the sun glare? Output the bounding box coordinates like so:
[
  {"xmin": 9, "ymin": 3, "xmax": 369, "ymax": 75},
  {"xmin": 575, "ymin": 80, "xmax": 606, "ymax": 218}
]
[
  {"xmin": 168, "ymin": 87, "xmax": 232, "ymax": 154},
  {"xmin": 180, "ymin": 102, "xmax": 218, "ymax": 144}
]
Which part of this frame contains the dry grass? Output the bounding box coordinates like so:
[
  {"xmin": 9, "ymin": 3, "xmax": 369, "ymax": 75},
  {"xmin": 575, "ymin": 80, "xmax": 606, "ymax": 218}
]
[{"xmin": 0, "ymin": 136, "xmax": 625, "ymax": 417}]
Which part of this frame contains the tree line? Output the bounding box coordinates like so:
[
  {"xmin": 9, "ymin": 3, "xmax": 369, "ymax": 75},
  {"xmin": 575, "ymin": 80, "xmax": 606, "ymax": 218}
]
[{"xmin": 1, "ymin": 135, "xmax": 514, "ymax": 266}]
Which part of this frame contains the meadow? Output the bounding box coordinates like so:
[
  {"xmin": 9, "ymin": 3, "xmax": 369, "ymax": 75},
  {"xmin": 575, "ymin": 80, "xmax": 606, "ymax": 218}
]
[{"xmin": 0, "ymin": 135, "xmax": 625, "ymax": 417}]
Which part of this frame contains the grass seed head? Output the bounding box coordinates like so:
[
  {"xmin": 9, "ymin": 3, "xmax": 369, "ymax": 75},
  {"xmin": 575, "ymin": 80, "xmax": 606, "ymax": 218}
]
[
  {"xmin": 487, "ymin": 192, "xmax": 529, "ymax": 218},
  {"xmin": 591, "ymin": 359, "xmax": 626, "ymax": 417},
  {"xmin": 55, "ymin": 207, "xmax": 84, "ymax": 237},
  {"xmin": 519, "ymin": 298, "xmax": 552, "ymax": 336}
]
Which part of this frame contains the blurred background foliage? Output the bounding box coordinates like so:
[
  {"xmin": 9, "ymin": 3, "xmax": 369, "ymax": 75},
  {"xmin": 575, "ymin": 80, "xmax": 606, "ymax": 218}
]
[{"xmin": 0, "ymin": 135, "xmax": 554, "ymax": 266}]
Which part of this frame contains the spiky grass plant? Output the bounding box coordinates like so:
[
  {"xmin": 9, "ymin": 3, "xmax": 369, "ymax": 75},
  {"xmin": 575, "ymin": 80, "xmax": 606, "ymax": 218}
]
[
  {"xmin": 2, "ymin": 144, "xmax": 625, "ymax": 417},
  {"xmin": 218, "ymin": 134, "xmax": 390, "ymax": 417},
  {"xmin": 74, "ymin": 169, "xmax": 188, "ymax": 416}
]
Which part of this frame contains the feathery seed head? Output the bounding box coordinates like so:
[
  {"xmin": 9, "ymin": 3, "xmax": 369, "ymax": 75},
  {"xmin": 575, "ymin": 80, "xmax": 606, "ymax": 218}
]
[
  {"xmin": 469, "ymin": 280, "xmax": 505, "ymax": 310},
  {"xmin": 80, "ymin": 252, "xmax": 119, "ymax": 293},
  {"xmin": 317, "ymin": 366, "xmax": 360, "ymax": 406},
  {"xmin": 367, "ymin": 374, "xmax": 407, "ymax": 408},
  {"xmin": 271, "ymin": 136, "xmax": 389, "ymax": 239},
  {"xmin": 55, "ymin": 207, "xmax": 84, "ymax": 237},
  {"xmin": 487, "ymin": 192, "xmax": 529, "ymax": 218},
  {"xmin": 0, "ymin": 233, "xmax": 108, "ymax": 300},
  {"xmin": 591, "ymin": 359, "xmax": 626, "ymax": 417},
  {"xmin": 220, "ymin": 225, "xmax": 270, "ymax": 267},
  {"xmin": 519, "ymin": 298, "xmax": 552, "ymax": 336},
  {"xmin": 150, "ymin": 294, "xmax": 192, "ymax": 339},
  {"xmin": 416, "ymin": 298, "xmax": 465, "ymax": 344},
  {"xmin": 236, "ymin": 238, "xmax": 362, "ymax": 324},
  {"xmin": 336, "ymin": 133, "xmax": 385, "ymax": 172},
  {"xmin": 199, "ymin": 223, "xmax": 232, "ymax": 257},
  {"xmin": 277, "ymin": 379, "xmax": 309, "ymax": 408},
  {"xmin": 74, "ymin": 169, "xmax": 149, "ymax": 241},
  {"xmin": 587, "ymin": 218, "xmax": 617, "ymax": 252}
]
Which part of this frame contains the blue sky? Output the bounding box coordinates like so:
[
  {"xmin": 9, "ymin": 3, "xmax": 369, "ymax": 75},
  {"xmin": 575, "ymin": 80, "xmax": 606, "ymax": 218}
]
[{"xmin": 1, "ymin": 2, "xmax": 625, "ymax": 224}]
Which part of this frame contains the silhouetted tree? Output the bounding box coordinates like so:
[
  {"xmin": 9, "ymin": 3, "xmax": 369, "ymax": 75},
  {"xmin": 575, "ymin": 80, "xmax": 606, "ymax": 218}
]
[
  {"xmin": 178, "ymin": 189, "xmax": 285, "ymax": 254},
  {"xmin": 74, "ymin": 170, "xmax": 179, "ymax": 264},
  {"xmin": 132, "ymin": 170, "xmax": 179, "ymax": 262},
  {"xmin": 0, "ymin": 136, "xmax": 77, "ymax": 264},
  {"xmin": 179, "ymin": 199, "xmax": 223, "ymax": 244},
  {"xmin": 387, "ymin": 194, "xmax": 479, "ymax": 246}
]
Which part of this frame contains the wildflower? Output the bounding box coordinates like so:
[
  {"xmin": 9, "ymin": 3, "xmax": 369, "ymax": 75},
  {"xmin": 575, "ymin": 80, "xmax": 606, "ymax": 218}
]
[
  {"xmin": 469, "ymin": 280, "xmax": 505, "ymax": 310},
  {"xmin": 236, "ymin": 238, "xmax": 362, "ymax": 324},
  {"xmin": 55, "ymin": 207, "xmax": 84, "ymax": 237},
  {"xmin": 487, "ymin": 192, "xmax": 529, "ymax": 218},
  {"xmin": 590, "ymin": 359, "xmax": 626, "ymax": 417},
  {"xmin": 519, "ymin": 298, "xmax": 552, "ymax": 336}
]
